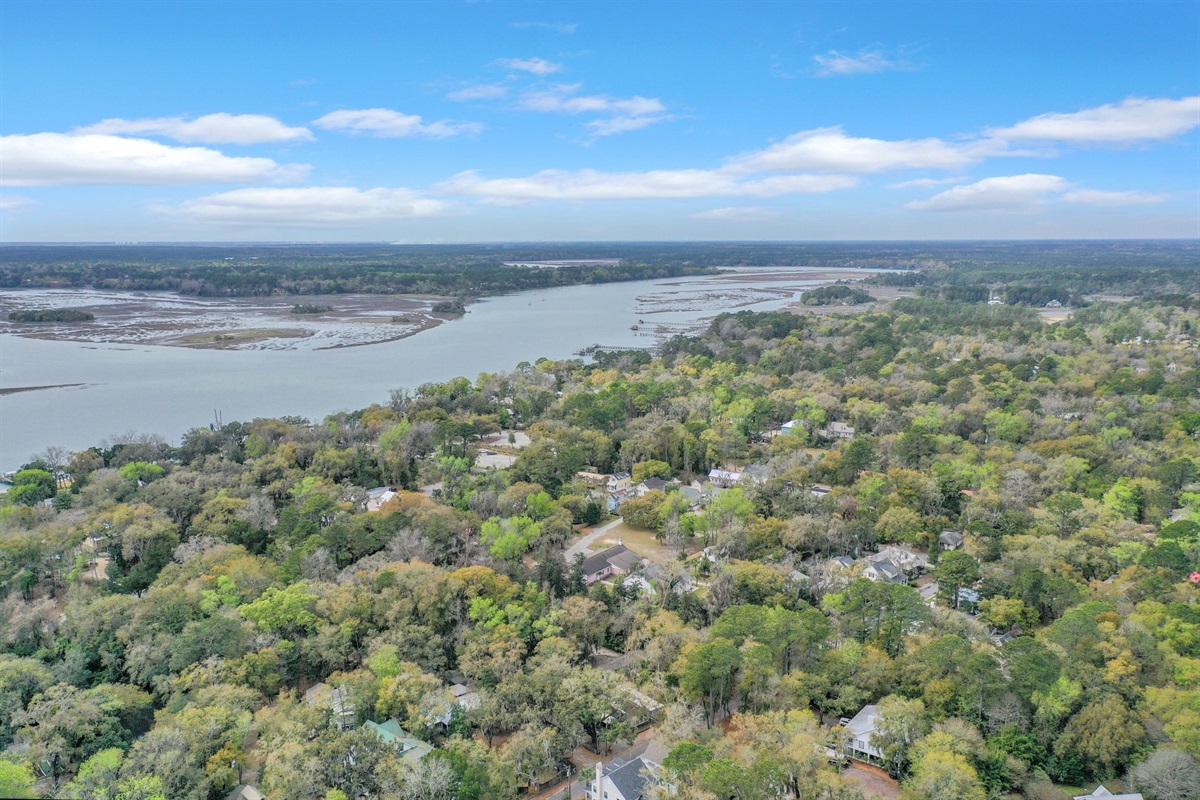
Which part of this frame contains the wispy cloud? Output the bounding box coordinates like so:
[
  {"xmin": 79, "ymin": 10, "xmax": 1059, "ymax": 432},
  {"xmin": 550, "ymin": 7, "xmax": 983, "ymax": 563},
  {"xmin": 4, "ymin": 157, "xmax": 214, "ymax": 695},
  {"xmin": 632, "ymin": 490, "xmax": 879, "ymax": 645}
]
[
  {"xmin": 509, "ymin": 21, "xmax": 577, "ymax": 34},
  {"xmin": 447, "ymin": 83, "xmax": 509, "ymax": 102},
  {"xmin": 520, "ymin": 83, "xmax": 664, "ymax": 116},
  {"xmin": 690, "ymin": 206, "xmax": 780, "ymax": 221},
  {"xmin": 1061, "ymin": 189, "xmax": 1166, "ymax": 206},
  {"xmin": 907, "ymin": 174, "xmax": 1068, "ymax": 212},
  {"xmin": 75, "ymin": 113, "xmax": 313, "ymax": 145},
  {"xmin": 312, "ymin": 108, "xmax": 483, "ymax": 138},
  {"xmin": 495, "ymin": 57, "xmax": 564, "ymax": 76},
  {"xmin": 519, "ymin": 83, "xmax": 670, "ymax": 137},
  {"xmin": 729, "ymin": 127, "xmax": 984, "ymax": 174},
  {"xmin": 989, "ymin": 96, "xmax": 1200, "ymax": 144},
  {"xmin": 889, "ymin": 176, "xmax": 962, "ymax": 189},
  {"xmin": 0, "ymin": 194, "xmax": 35, "ymax": 210},
  {"xmin": 169, "ymin": 186, "xmax": 451, "ymax": 226},
  {"xmin": 813, "ymin": 48, "xmax": 906, "ymax": 77},
  {"xmin": 0, "ymin": 133, "xmax": 308, "ymax": 186},
  {"xmin": 439, "ymin": 168, "xmax": 855, "ymax": 204}
]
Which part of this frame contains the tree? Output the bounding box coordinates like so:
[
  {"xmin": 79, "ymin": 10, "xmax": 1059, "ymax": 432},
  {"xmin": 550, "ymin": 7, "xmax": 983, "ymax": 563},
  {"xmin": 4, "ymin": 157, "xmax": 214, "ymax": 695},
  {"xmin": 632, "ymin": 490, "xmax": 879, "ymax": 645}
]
[
  {"xmin": 1055, "ymin": 695, "xmax": 1147, "ymax": 780},
  {"xmin": 902, "ymin": 749, "xmax": 986, "ymax": 800},
  {"xmin": 680, "ymin": 639, "xmax": 742, "ymax": 726},
  {"xmin": 632, "ymin": 460, "xmax": 672, "ymax": 483},
  {"xmin": 0, "ymin": 758, "xmax": 36, "ymax": 799},
  {"xmin": 936, "ymin": 551, "xmax": 980, "ymax": 609},
  {"xmin": 872, "ymin": 695, "xmax": 931, "ymax": 777},
  {"xmin": 1131, "ymin": 748, "xmax": 1200, "ymax": 800},
  {"xmin": 8, "ymin": 468, "xmax": 57, "ymax": 506}
]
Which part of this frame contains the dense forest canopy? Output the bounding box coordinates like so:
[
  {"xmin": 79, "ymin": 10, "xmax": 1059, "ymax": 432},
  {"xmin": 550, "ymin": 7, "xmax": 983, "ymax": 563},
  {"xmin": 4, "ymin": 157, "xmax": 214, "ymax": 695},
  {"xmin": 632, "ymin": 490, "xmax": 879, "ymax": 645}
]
[{"xmin": 0, "ymin": 250, "xmax": 1198, "ymax": 800}]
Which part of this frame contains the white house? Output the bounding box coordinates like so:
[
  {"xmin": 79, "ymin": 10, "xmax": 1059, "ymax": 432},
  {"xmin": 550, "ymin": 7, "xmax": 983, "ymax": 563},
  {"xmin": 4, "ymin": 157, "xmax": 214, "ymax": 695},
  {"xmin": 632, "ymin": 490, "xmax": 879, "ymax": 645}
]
[
  {"xmin": 707, "ymin": 468, "xmax": 743, "ymax": 488},
  {"xmin": 841, "ymin": 705, "xmax": 883, "ymax": 762},
  {"xmin": 863, "ymin": 558, "xmax": 905, "ymax": 584},
  {"xmin": 938, "ymin": 530, "xmax": 965, "ymax": 551},
  {"xmin": 870, "ymin": 545, "xmax": 928, "ymax": 576},
  {"xmin": 820, "ymin": 421, "xmax": 856, "ymax": 439},
  {"xmin": 365, "ymin": 487, "xmax": 397, "ymax": 512}
]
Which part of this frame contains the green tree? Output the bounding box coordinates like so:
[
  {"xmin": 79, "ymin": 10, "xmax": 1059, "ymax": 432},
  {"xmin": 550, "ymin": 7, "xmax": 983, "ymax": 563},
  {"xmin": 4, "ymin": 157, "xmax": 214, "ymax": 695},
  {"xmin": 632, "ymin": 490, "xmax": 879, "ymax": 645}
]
[
  {"xmin": 936, "ymin": 551, "xmax": 980, "ymax": 609},
  {"xmin": 681, "ymin": 639, "xmax": 742, "ymax": 726}
]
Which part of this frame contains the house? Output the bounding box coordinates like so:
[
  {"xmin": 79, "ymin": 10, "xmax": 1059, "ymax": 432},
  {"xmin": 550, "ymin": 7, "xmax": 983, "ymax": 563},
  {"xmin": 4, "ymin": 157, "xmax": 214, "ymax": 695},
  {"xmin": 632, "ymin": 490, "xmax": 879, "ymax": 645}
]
[
  {"xmin": 619, "ymin": 686, "xmax": 665, "ymax": 730},
  {"xmin": 305, "ymin": 682, "xmax": 356, "ymax": 730},
  {"xmin": 918, "ymin": 581, "xmax": 939, "ymax": 606},
  {"xmin": 624, "ymin": 563, "xmax": 694, "ymax": 597},
  {"xmin": 863, "ymin": 558, "xmax": 905, "ymax": 584},
  {"xmin": 810, "ymin": 484, "xmax": 832, "ymax": 498},
  {"xmin": 365, "ymin": 487, "xmax": 397, "ymax": 512},
  {"xmin": 607, "ymin": 472, "xmax": 633, "ymax": 492},
  {"xmin": 820, "ymin": 421, "xmax": 856, "ymax": 440},
  {"xmin": 938, "ymin": 530, "xmax": 965, "ymax": 551},
  {"xmin": 841, "ymin": 705, "xmax": 883, "ymax": 762},
  {"xmin": 363, "ymin": 719, "xmax": 434, "ymax": 762},
  {"xmin": 780, "ymin": 419, "xmax": 803, "ymax": 434},
  {"xmin": 579, "ymin": 543, "xmax": 645, "ymax": 585},
  {"xmin": 743, "ymin": 464, "xmax": 773, "ymax": 485},
  {"xmin": 677, "ymin": 485, "xmax": 704, "ymax": 510},
  {"xmin": 226, "ymin": 786, "xmax": 264, "ymax": 800},
  {"xmin": 635, "ymin": 477, "xmax": 671, "ymax": 496},
  {"xmin": 1072, "ymin": 787, "xmax": 1143, "ymax": 800},
  {"xmin": 450, "ymin": 682, "xmax": 481, "ymax": 712},
  {"xmin": 827, "ymin": 555, "xmax": 856, "ymax": 570},
  {"xmin": 707, "ymin": 468, "xmax": 743, "ymax": 488},
  {"xmin": 586, "ymin": 743, "xmax": 668, "ymax": 800},
  {"xmin": 577, "ymin": 470, "xmax": 609, "ymax": 488},
  {"xmin": 607, "ymin": 488, "xmax": 635, "ymax": 513},
  {"xmin": 870, "ymin": 545, "xmax": 928, "ymax": 575}
]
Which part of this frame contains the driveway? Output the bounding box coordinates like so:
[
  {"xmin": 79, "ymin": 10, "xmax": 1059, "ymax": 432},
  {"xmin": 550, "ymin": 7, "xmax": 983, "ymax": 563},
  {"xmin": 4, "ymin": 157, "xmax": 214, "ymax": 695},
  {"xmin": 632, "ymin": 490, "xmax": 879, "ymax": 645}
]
[{"xmin": 565, "ymin": 518, "xmax": 624, "ymax": 560}]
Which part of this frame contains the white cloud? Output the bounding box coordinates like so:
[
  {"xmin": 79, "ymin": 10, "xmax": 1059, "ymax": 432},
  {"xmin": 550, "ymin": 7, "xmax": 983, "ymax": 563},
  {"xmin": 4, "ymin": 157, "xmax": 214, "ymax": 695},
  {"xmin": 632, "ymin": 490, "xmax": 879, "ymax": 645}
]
[
  {"xmin": 989, "ymin": 96, "xmax": 1200, "ymax": 143},
  {"xmin": 509, "ymin": 21, "xmax": 577, "ymax": 34},
  {"xmin": 495, "ymin": 57, "xmax": 564, "ymax": 76},
  {"xmin": 690, "ymin": 206, "xmax": 779, "ymax": 221},
  {"xmin": 75, "ymin": 113, "xmax": 313, "ymax": 145},
  {"xmin": 1061, "ymin": 189, "xmax": 1166, "ymax": 206},
  {"xmin": 447, "ymin": 84, "xmax": 509, "ymax": 101},
  {"xmin": 439, "ymin": 168, "xmax": 854, "ymax": 203},
  {"xmin": 889, "ymin": 176, "xmax": 962, "ymax": 189},
  {"xmin": 0, "ymin": 194, "xmax": 35, "ymax": 210},
  {"xmin": 0, "ymin": 133, "xmax": 308, "ymax": 186},
  {"xmin": 170, "ymin": 186, "xmax": 451, "ymax": 226},
  {"xmin": 729, "ymin": 127, "xmax": 979, "ymax": 174},
  {"xmin": 813, "ymin": 48, "xmax": 903, "ymax": 76},
  {"xmin": 312, "ymin": 108, "xmax": 483, "ymax": 138},
  {"xmin": 907, "ymin": 174, "xmax": 1068, "ymax": 212},
  {"xmin": 521, "ymin": 83, "xmax": 666, "ymax": 116},
  {"xmin": 584, "ymin": 115, "xmax": 674, "ymax": 137}
]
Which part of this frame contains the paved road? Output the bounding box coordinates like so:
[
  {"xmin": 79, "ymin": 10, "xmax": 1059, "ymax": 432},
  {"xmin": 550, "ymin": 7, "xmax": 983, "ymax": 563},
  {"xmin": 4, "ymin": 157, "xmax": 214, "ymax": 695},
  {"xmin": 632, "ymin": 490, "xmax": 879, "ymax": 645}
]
[{"xmin": 565, "ymin": 517, "xmax": 624, "ymax": 560}]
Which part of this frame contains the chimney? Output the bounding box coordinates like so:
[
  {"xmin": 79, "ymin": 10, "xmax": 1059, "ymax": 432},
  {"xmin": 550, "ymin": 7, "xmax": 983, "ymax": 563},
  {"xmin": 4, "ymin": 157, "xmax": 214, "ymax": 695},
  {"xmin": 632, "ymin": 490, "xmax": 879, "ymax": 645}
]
[
  {"xmin": 618, "ymin": 537, "xmax": 623, "ymax": 546},
  {"xmin": 595, "ymin": 761, "xmax": 603, "ymax": 794}
]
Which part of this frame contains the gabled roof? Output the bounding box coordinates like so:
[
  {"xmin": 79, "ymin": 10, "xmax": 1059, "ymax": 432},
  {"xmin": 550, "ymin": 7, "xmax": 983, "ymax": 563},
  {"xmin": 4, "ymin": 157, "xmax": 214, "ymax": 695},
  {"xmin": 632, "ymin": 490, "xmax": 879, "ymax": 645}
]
[
  {"xmin": 1072, "ymin": 786, "xmax": 1143, "ymax": 800},
  {"xmin": 868, "ymin": 559, "xmax": 903, "ymax": 580},
  {"xmin": 939, "ymin": 529, "xmax": 965, "ymax": 546},
  {"xmin": 844, "ymin": 704, "xmax": 879, "ymax": 738},
  {"xmin": 607, "ymin": 757, "xmax": 654, "ymax": 799},
  {"xmin": 581, "ymin": 544, "xmax": 641, "ymax": 576},
  {"xmin": 639, "ymin": 478, "xmax": 670, "ymax": 491}
]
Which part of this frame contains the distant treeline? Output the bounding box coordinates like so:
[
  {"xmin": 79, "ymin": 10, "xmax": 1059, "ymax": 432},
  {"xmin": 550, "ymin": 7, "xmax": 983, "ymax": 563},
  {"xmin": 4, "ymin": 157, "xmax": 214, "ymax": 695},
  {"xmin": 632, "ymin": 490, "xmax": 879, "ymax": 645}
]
[
  {"xmin": 0, "ymin": 244, "xmax": 723, "ymax": 298},
  {"xmin": 866, "ymin": 241, "xmax": 1200, "ymax": 305},
  {"xmin": 800, "ymin": 284, "xmax": 872, "ymax": 305},
  {"xmin": 7, "ymin": 308, "xmax": 95, "ymax": 322},
  {"xmin": 290, "ymin": 304, "xmax": 334, "ymax": 314}
]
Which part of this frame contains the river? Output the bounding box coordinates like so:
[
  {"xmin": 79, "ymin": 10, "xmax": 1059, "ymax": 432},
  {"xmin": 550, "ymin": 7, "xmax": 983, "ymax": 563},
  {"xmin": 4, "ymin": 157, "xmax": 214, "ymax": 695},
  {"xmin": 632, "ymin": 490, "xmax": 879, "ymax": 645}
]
[{"xmin": 0, "ymin": 268, "xmax": 863, "ymax": 467}]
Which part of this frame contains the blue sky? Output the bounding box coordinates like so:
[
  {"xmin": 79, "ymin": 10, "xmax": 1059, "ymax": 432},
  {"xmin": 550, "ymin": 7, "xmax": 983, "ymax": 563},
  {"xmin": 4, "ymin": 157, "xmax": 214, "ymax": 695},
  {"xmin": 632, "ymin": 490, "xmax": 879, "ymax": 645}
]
[{"xmin": 1, "ymin": 0, "xmax": 1197, "ymax": 241}]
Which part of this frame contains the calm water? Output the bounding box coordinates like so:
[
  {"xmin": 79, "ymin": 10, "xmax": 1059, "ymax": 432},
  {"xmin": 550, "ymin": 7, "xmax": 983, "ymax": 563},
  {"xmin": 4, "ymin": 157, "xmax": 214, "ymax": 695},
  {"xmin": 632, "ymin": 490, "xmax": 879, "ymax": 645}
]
[{"xmin": 0, "ymin": 268, "xmax": 847, "ymax": 466}]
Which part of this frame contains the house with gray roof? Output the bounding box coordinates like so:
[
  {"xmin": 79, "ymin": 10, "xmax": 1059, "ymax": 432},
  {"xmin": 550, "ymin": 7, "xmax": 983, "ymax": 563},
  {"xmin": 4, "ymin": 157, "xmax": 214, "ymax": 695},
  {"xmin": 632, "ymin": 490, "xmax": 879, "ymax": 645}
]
[
  {"xmin": 586, "ymin": 742, "xmax": 668, "ymax": 800},
  {"xmin": 938, "ymin": 529, "xmax": 965, "ymax": 551},
  {"xmin": 863, "ymin": 558, "xmax": 905, "ymax": 584},
  {"xmin": 305, "ymin": 682, "xmax": 356, "ymax": 730},
  {"xmin": 1072, "ymin": 786, "xmax": 1143, "ymax": 800},
  {"xmin": 579, "ymin": 543, "xmax": 645, "ymax": 585}
]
